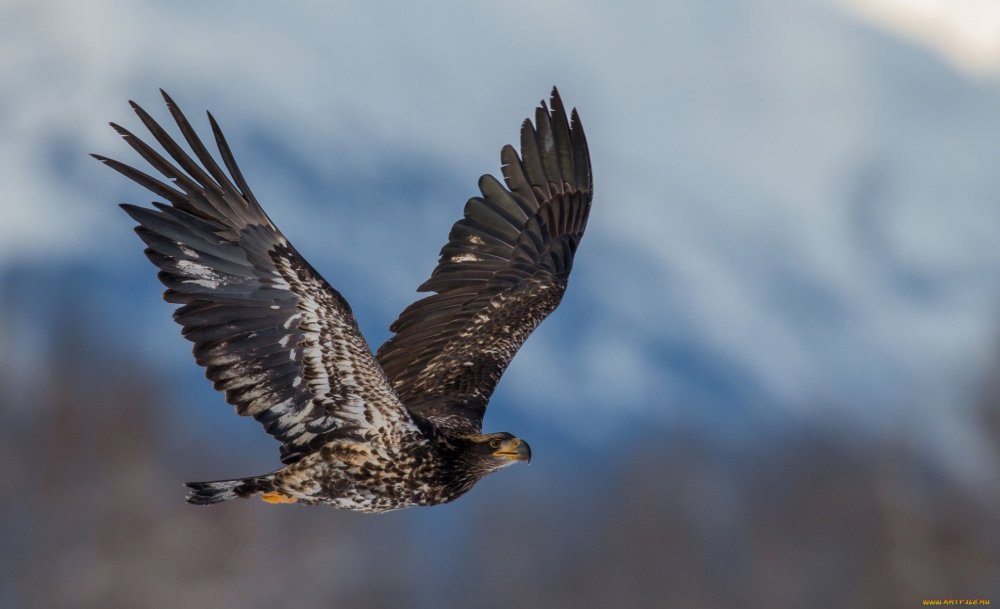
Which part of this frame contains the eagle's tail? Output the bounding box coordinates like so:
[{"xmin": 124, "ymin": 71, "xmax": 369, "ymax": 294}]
[{"xmin": 184, "ymin": 474, "xmax": 276, "ymax": 505}]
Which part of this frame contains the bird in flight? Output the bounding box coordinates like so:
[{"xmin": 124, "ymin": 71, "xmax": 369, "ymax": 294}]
[{"xmin": 95, "ymin": 88, "xmax": 592, "ymax": 512}]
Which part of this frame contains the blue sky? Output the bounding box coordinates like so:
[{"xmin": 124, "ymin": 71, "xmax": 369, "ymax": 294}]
[{"xmin": 4, "ymin": 0, "xmax": 1000, "ymax": 482}]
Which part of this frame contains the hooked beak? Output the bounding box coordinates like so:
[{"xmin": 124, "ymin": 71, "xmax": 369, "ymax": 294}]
[{"xmin": 493, "ymin": 438, "xmax": 531, "ymax": 463}]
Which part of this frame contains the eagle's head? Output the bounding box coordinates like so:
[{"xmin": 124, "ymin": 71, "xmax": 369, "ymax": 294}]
[
  {"xmin": 482, "ymin": 431, "xmax": 532, "ymax": 465},
  {"xmin": 432, "ymin": 431, "xmax": 532, "ymax": 498},
  {"xmin": 457, "ymin": 431, "xmax": 532, "ymax": 473}
]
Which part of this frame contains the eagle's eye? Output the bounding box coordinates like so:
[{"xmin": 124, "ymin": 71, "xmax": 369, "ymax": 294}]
[{"xmin": 489, "ymin": 439, "xmax": 501, "ymax": 448}]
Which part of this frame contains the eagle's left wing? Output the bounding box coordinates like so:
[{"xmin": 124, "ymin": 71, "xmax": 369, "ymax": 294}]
[
  {"xmin": 97, "ymin": 91, "xmax": 420, "ymax": 464},
  {"xmin": 376, "ymin": 88, "xmax": 592, "ymax": 433}
]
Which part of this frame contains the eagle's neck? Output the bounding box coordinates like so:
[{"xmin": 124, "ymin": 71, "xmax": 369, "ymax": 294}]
[{"xmin": 414, "ymin": 431, "xmax": 497, "ymax": 503}]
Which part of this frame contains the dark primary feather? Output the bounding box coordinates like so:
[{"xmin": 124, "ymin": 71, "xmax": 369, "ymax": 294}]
[
  {"xmin": 376, "ymin": 88, "xmax": 593, "ymax": 433},
  {"xmin": 97, "ymin": 91, "xmax": 419, "ymax": 464}
]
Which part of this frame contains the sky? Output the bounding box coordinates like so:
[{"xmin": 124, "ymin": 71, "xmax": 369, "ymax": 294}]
[{"xmin": 3, "ymin": 0, "xmax": 1000, "ymax": 481}]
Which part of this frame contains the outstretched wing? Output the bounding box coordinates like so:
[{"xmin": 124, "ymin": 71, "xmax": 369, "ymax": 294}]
[
  {"xmin": 97, "ymin": 91, "xmax": 420, "ymax": 464},
  {"xmin": 376, "ymin": 88, "xmax": 592, "ymax": 433}
]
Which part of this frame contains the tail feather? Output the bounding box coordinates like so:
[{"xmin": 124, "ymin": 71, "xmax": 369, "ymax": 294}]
[{"xmin": 184, "ymin": 475, "xmax": 273, "ymax": 505}]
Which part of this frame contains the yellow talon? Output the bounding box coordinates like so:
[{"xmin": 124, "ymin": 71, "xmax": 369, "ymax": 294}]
[{"xmin": 260, "ymin": 491, "xmax": 297, "ymax": 504}]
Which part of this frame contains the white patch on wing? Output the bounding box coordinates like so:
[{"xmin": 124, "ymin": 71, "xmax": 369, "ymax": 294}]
[
  {"xmin": 176, "ymin": 259, "xmax": 222, "ymax": 289},
  {"xmin": 270, "ymin": 269, "xmax": 291, "ymax": 290},
  {"xmin": 185, "ymin": 278, "xmax": 219, "ymax": 289},
  {"xmin": 449, "ymin": 253, "xmax": 481, "ymax": 263},
  {"xmin": 178, "ymin": 244, "xmax": 199, "ymax": 258},
  {"xmin": 210, "ymin": 353, "xmax": 241, "ymax": 366},
  {"xmin": 271, "ymin": 398, "xmax": 294, "ymax": 413}
]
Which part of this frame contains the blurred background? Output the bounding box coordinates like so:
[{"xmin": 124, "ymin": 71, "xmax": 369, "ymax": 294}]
[{"xmin": 3, "ymin": 0, "xmax": 1000, "ymax": 606}]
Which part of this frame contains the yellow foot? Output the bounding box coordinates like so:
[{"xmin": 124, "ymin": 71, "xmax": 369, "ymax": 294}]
[{"xmin": 260, "ymin": 491, "xmax": 297, "ymax": 504}]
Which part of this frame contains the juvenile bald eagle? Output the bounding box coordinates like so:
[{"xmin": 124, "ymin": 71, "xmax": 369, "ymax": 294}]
[{"xmin": 96, "ymin": 88, "xmax": 592, "ymax": 512}]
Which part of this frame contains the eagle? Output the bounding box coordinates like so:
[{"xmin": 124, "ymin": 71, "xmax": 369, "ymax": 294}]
[{"xmin": 95, "ymin": 88, "xmax": 592, "ymax": 512}]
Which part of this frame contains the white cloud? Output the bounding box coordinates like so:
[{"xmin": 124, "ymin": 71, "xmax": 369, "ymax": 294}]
[{"xmin": 841, "ymin": 0, "xmax": 1000, "ymax": 75}]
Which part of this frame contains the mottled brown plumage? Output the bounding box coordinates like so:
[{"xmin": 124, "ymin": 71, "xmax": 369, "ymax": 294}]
[{"xmin": 97, "ymin": 87, "xmax": 591, "ymax": 512}]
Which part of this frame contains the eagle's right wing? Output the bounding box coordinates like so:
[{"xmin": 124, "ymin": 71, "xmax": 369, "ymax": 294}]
[
  {"xmin": 97, "ymin": 91, "xmax": 420, "ymax": 464},
  {"xmin": 376, "ymin": 88, "xmax": 592, "ymax": 433}
]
